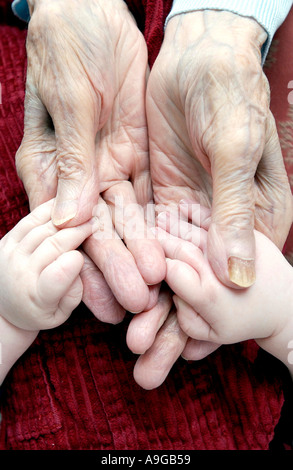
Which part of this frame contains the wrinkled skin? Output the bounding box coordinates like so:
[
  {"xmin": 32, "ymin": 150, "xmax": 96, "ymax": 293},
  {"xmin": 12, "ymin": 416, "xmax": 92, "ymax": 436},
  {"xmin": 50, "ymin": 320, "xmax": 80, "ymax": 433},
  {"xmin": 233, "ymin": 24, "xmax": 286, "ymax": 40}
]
[
  {"xmin": 131, "ymin": 11, "xmax": 293, "ymax": 389},
  {"xmin": 147, "ymin": 11, "xmax": 293, "ymax": 288},
  {"xmin": 14, "ymin": 3, "xmax": 293, "ymax": 390},
  {"xmin": 16, "ymin": 0, "xmax": 166, "ymax": 318}
]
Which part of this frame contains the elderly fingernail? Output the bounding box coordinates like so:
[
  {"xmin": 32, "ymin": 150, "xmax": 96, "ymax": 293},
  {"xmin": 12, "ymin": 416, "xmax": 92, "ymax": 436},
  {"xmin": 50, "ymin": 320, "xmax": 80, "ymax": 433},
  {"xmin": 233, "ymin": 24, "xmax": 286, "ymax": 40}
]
[
  {"xmin": 52, "ymin": 200, "xmax": 78, "ymax": 226},
  {"xmin": 228, "ymin": 256, "xmax": 255, "ymax": 287}
]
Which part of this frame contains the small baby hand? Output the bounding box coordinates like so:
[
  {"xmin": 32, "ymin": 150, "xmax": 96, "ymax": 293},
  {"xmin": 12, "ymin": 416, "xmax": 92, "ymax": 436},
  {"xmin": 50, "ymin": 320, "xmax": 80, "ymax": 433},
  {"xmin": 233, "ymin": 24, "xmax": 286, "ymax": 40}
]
[
  {"xmin": 0, "ymin": 200, "xmax": 93, "ymax": 330},
  {"xmin": 156, "ymin": 209, "xmax": 292, "ymax": 347}
]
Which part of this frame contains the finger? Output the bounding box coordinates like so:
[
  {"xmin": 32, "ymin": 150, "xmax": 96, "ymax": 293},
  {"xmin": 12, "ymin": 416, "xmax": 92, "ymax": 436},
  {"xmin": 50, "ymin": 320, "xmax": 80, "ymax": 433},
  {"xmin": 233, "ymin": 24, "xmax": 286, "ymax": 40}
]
[
  {"xmin": 15, "ymin": 89, "xmax": 58, "ymax": 211},
  {"xmin": 210, "ymin": 183, "xmax": 257, "ymax": 289},
  {"xmin": 7, "ymin": 199, "xmax": 55, "ymax": 243},
  {"xmin": 37, "ymin": 250, "xmax": 84, "ymax": 305},
  {"xmin": 165, "ymin": 258, "xmax": 203, "ymax": 310},
  {"xmin": 119, "ymin": 28, "xmax": 150, "ymax": 211},
  {"xmin": 201, "ymin": 111, "xmax": 266, "ymax": 288},
  {"xmin": 48, "ymin": 76, "xmax": 103, "ymax": 228},
  {"xmin": 133, "ymin": 313, "xmax": 188, "ymax": 390},
  {"xmin": 174, "ymin": 295, "xmax": 212, "ymax": 341},
  {"xmin": 182, "ymin": 338, "xmax": 221, "ymax": 361},
  {"xmin": 144, "ymin": 283, "xmax": 161, "ymax": 311},
  {"xmin": 83, "ymin": 198, "xmax": 150, "ymax": 313},
  {"xmin": 126, "ymin": 287, "xmax": 172, "ymax": 354},
  {"xmin": 57, "ymin": 275, "xmax": 84, "ymax": 321},
  {"xmin": 156, "ymin": 212, "xmax": 206, "ymax": 251},
  {"xmin": 104, "ymin": 181, "xmax": 166, "ymax": 285},
  {"xmin": 132, "ymin": 166, "xmax": 153, "ymax": 209},
  {"xmin": 80, "ymin": 251, "xmax": 126, "ymax": 325},
  {"xmin": 178, "ymin": 200, "xmax": 211, "ymax": 230},
  {"xmin": 255, "ymin": 111, "xmax": 293, "ymax": 249},
  {"xmin": 43, "ymin": 276, "xmax": 84, "ymax": 329},
  {"xmin": 20, "ymin": 220, "xmax": 58, "ymax": 253},
  {"xmin": 32, "ymin": 220, "xmax": 93, "ymax": 272},
  {"xmin": 155, "ymin": 227, "xmax": 205, "ymax": 272},
  {"xmin": 130, "ymin": 134, "xmax": 153, "ymax": 210}
]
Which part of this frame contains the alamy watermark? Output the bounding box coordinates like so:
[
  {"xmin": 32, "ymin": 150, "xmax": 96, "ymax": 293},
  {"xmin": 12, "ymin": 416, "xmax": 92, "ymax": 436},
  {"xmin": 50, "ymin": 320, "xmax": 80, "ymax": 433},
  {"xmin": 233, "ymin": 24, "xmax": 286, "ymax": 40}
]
[{"xmin": 89, "ymin": 198, "xmax": 202, "ymax": 245}]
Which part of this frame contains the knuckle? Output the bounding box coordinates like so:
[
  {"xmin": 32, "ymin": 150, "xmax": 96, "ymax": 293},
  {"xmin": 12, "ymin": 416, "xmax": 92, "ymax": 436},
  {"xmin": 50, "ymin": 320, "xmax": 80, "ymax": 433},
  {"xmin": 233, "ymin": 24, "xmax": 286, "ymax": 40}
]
[
  {"xmin": 177, "ymin": 309, "xmax": 192, "ymax": 336},
  {"xmin": 166, "ymin": 258, "xmax": 180, "ymax": 280},
  {"xmin": 15, "ymin": 149, "xmax": 24, "ymax": 179},
  {"xmin": 161, "ymin": 314, "xmax": 181, "ymax": 340},
  {"xmin": 48, "ymin": 234, "xmax": 63, "ymax": 254},
  {"xmin": 15, "ymin": 144, "xmax": 31, "ymax": 178},
  {"xmin": 172, "ymin": 243, "xmax": 185, "ymax": 262},
  {"xmin": 56, "ymin": 153, "xmax": 87, "ymax": 180},
  {"xmin": 28, "ymin": 3, "xmax": 62, "ymax": 37},
  {"xmin": 262, "ymin": 74, "xmax": 271, "ymax": 103}
]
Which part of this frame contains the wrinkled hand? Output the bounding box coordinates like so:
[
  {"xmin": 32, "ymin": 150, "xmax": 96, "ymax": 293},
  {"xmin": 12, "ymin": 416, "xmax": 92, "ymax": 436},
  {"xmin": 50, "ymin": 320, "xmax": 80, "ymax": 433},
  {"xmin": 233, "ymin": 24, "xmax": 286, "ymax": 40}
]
[
  {"xmin": 147, "ymin": 10, "xmax": 293, "ymax": 289},
  {"xmin": 16, "ymin": 0, "xmax": 165, "ymax": 319},
  {"xmin": 129, "ymin": 206, "xmax": 220, "ymax": 390},
  {"xmin": 129, "ymin": 10, "xmax": 293, "ymax": 389}
]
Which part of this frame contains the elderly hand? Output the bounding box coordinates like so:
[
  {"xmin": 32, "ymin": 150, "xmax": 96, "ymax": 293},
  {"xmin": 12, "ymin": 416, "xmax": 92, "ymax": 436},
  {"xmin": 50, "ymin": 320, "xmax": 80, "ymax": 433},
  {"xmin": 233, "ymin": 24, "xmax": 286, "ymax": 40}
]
[
  {"xmin": 15, "ymin": 0, "xmax": 165, "ymax": 318},
  {"xmin": 147, "ymin": 10, "xmax": 293, "ymax": 289},
  {"xmin": 128, "ymin": 205, "xmax": 220, "ymax": 389},
  {"xmin": 129, "ymin": 10, "xmax": 293, "ymax": 389}
]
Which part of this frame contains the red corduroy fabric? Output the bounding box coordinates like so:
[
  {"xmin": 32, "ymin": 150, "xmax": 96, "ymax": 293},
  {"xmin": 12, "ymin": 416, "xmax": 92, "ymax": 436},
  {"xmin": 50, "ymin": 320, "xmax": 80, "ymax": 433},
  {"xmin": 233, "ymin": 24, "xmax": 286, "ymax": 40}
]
[{"xmin": 0, "ymin": 0, "xmax": 292, "ymax": 450}]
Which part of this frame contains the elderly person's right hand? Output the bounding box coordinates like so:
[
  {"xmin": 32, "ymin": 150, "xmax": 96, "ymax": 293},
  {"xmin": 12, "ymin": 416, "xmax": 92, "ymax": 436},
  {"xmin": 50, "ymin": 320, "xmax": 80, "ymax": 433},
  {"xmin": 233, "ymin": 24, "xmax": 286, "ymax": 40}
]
[
  {"xmin": 15, "ymin": 0, "xmax": 166, "ymax": 321},
  {"xmin": 147, "ymin": 10, "xmax": 293, "ymax": 289},
  {"xmin": 127, "ymin": 10, "xmax": 293, "ymax": 390}
]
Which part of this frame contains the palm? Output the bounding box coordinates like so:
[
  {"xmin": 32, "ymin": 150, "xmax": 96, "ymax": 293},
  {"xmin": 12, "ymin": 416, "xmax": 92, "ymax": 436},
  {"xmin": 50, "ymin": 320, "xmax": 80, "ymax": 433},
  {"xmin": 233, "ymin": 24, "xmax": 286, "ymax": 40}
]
[
  {"xmin": 17, "ymin": 0, "xmax": 149, "ymax": 213},
  {"xmin": 16, "ymin": 0, "xmax": 165, "ymax": 319},
  {"xmin": 147, "ymin": 50, "xmax": 292, "ymax": 252},
  {"xmin": 94, "ymin": 30, "xmax": 150, "ymax": 204},
  {"xmin": 147, "ymin": 74, "xmax": 213, "ymax": 211},
  {"xmin": 130, "ymin": 10, "xmax": 293, "ymax": 390},
  {"xmin": 82, "ymin": 24, "xmax": 160, "ymax": 314}
]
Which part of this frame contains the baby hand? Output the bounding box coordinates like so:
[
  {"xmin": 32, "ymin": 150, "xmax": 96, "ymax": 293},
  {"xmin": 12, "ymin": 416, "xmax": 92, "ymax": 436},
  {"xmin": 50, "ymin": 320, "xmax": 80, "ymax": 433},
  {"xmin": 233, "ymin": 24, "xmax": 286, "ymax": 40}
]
[
  {"xmin": 0, "ymin": 200, "xmax": 93, "ymax": 330},
  {"xmin": 156, "ymin": 209, "xmax": 292, "ymax": 347}
]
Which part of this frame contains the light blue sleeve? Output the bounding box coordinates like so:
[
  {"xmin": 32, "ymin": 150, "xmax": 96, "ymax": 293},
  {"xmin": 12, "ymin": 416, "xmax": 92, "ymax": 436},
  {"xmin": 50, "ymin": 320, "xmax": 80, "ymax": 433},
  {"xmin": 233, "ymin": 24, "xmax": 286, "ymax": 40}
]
[
  {"xmin": 11, "ymin": 0, "xmax": 30, "ymax": 22},
  {"xmin": 165, "ymin": 0, "xmax": 293, "ymax": 62}
]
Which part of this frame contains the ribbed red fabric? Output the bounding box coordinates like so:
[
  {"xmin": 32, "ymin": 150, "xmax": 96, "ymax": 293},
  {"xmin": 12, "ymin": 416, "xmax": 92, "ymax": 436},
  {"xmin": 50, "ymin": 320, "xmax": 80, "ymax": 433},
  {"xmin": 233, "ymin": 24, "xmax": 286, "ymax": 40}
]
[{"xmin": 0, "ymin": 1, "xmax": 292, "ymax": 450}]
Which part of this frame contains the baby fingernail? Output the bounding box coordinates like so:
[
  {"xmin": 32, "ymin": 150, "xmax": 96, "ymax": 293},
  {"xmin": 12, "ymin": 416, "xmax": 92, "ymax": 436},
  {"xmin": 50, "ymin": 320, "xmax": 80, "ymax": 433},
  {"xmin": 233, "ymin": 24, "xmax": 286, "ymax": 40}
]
[
  {"xmin": 157, "ymin": 212, "xmax": 167, "ymax": 221},
  {"xmin": 228, "ymin": 256, "xmax": 255, "ymax": 287}
]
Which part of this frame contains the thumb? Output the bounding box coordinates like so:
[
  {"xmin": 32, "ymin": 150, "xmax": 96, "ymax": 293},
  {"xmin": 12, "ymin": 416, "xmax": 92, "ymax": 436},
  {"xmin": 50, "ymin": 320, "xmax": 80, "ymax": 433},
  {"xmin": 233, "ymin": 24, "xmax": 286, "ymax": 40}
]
[
  {"xmin": 207, "ymin": 137, "xmax": 262, "ymax": 288},
  {"xmin": 43, "ymin": 69, "xmax": 114, "ymax": 227},
  {"xmin": 15, "ymin": 92, "xmax": 58, "ymax": 210},
  {"xmin": 51, "ymin": 109, "xmax": 100, "ymax": 227},
  {"xmin": 16, "ymin": 136, "xmax": 57, "ymax": 211}
]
